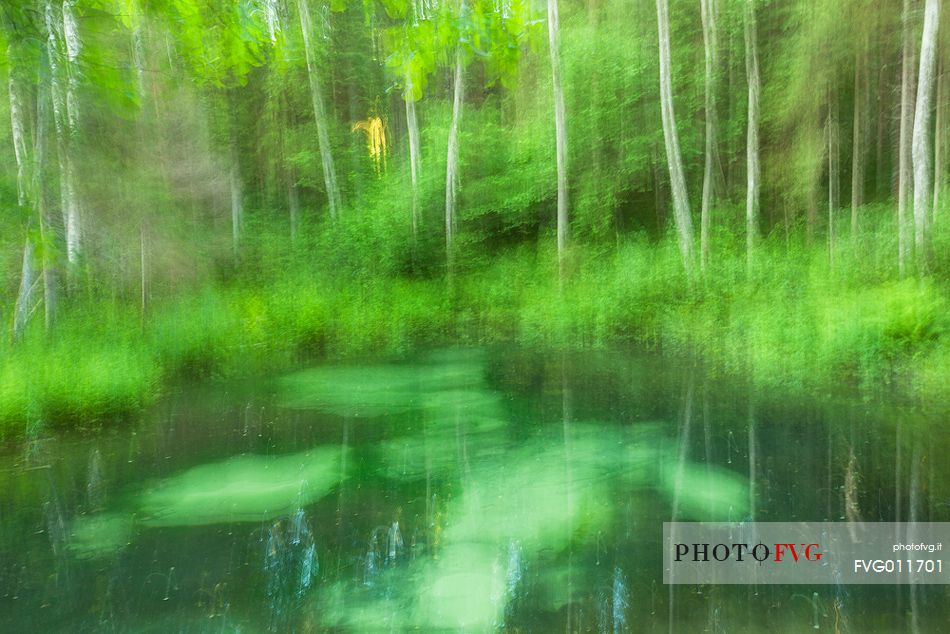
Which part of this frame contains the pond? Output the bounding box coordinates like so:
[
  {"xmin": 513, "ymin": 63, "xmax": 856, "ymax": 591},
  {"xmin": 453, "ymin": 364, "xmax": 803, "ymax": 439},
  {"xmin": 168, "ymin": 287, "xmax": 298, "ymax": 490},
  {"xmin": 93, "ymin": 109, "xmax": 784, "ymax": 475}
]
[{"xmin": 1, "ymin": 348, "xmax": 948, "ymax": 632}]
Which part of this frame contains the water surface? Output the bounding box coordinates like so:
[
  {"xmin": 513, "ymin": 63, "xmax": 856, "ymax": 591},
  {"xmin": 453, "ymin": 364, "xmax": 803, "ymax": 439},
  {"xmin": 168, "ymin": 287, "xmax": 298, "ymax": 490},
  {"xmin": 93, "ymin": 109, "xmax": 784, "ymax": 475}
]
[{"xmin": 1, "ymin": 348, "xmax": 948, "ymax": 632}]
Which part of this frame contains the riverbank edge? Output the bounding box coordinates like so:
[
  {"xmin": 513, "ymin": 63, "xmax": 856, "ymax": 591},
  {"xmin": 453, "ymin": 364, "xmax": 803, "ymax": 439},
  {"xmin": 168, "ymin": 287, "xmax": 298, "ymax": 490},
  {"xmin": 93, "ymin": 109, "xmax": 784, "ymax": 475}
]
[{"xmin": 2, "ymin": 236, "xmax": 948, "ymax": 436}]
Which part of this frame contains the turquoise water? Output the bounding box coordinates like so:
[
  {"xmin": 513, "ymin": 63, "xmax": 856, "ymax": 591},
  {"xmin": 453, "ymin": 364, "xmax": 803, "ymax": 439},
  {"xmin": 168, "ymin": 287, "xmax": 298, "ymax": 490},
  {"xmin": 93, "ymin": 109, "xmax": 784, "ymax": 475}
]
[{"xmin": 1, "ymin": 348, "xmax": 947, "ymax": 631}]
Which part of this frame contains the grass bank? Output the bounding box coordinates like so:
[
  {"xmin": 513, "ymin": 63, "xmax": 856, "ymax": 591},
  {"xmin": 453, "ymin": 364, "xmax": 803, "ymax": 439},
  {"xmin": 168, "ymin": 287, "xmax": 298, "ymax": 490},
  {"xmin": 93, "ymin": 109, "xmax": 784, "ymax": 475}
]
[{"xmin": 2, "ymin": 208, "xmax": 949, "ymax": 436}]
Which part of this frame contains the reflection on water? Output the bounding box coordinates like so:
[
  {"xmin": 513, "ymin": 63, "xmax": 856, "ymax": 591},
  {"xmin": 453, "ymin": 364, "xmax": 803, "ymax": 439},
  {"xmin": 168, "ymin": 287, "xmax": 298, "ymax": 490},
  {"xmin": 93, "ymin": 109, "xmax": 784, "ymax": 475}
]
[
  {"xmin": 0, "ymin": 348, "xmax": 948, "ymax": 631},
  {"xmin": 264, "ymin": 508, "xmax": 318, "ymax": 630}
]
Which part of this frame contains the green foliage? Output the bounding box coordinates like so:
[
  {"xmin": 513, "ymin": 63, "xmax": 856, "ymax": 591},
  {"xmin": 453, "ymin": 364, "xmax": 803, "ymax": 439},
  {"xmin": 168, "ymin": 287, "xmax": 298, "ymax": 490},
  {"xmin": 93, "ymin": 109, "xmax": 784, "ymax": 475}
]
[
  {"xmin": 0, "ymin": 0, "xmax": 948, "ymax": 436},
  {"xmin": 5, "ymin": 207, "xmax": 950, "ymax": 437},
  {"xmin": 0, "ymin": 318, "xmax": 160, "ymax": 431}
]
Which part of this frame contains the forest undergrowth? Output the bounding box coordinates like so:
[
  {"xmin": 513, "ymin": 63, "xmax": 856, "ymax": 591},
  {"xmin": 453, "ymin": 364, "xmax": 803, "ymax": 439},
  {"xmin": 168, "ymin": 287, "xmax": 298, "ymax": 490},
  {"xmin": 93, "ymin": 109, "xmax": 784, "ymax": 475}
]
[{"xmin": 3, "ymin": 207, "xmax": 948, "ymax": 436}]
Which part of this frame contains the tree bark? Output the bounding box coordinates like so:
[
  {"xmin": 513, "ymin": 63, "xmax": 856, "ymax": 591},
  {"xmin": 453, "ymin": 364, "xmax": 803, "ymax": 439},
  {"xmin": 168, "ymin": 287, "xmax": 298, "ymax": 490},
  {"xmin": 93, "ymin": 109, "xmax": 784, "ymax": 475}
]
[
  {"xmin": 588, "ymin": 0, "xmax": 609, "ymax": 240},
  {"xmin": 912, "ymin": 0, "xmax": 940, "ymax": 262},
  {"xmin": 744, "ymin": 0, "xmax": 760, "ymax": 269},
  {"xmin": 700, "ymin": 0, "xmax": 719, "ymax": 273},
  {"xmin": 8, "ymin": 72, "xmax": 29, "ymax": 208},
  {"xmin": 875, "ymin": 60, "xmax": 887, "ymax": 198},
  {"xmin": 35, "ymin": 62, "xmax": 55, "ymax": 331},
  {"xmin": 289, "ymin": 176, "xmax": 300, "ymax": 242},
  {"xmin": 851, "ymin": 50, "xmax": 865, "ymax": 235},
  {"xmin": 63, "ymin": 0, "xmax": 81, "ymax": 266},
  {"xmin": 140, "ymin": 225, "xmax": 147, "ymax": 323},
  {"xmin": 12, "ymin": 238, "xmax": 37, "ymax": 342},
  {"xmin": 10, "ymin": 45, "xmax": 55, "ymax": 339},
  {"xmin": 827, "ymin": 89, "xmax": 839, "ymax": 267},
  {"xmin": 656, "ymin": 0, "xmax": 694, "ymax": 275},
  {"xmin": 297, "ymin": 0, "xmax": 342, "ymax": 219},
  {"xmin": 405, "ymin": 72, "xmax": 422, "ymax": 241},
  {"xmin": 45, "ymin": 0, "xmax": 82, "ymax": 266},
  {"xmin": 548, "ymin": 0, "xmax": 570, "ymax": 278},
  {"xmin": 933, "ymin": 64, "xmax": 946, "ymax": 223},
  {"xmin": 230, "ymin": 157, "xmax": 243, "ymax": 262},
  {"xmin": 898, "ymin": 0, "xmax": 916, "ymax": 276},
  {"xmin": 8, "ymin": 71, "xmax": 36, "ymax": 340},
  {"xmin": 445, "ymin": 48, "xmax": 464, "ymax": 275},
  {"xmin": 131, "ymin": 0, "xmax": 147, "ymax": 100}
]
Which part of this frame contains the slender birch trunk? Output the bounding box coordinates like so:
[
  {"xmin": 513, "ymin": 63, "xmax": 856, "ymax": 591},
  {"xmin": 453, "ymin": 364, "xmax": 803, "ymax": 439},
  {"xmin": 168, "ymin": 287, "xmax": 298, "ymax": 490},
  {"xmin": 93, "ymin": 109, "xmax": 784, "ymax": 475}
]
[
  {"xmin": 744, "ymin": 0, "xmax": 760, "ymax": 269},
  {"xmin": 10, "ymin": 70, "xmax": 35, "ymax": 340},
  {"xmin": 289, "ymin": 176, "xmax": 300, "ymax": 242},
  {"xmin": 656, "ymin": 0, "xmax": 694, "ymax": 275},
  {"xmin": 875, "ymin": 61, "xmax": 887, "ymax": 198},
  {"xmin": 61, "ymin": 158, "xmax": 80, "ymax": 265},
  {"xmin": 230, "ymin": 157, "xmax": 243, "ymax": 262},
  {"xmin": 140, "ymin": 225, "xmax": 147, "ymax": 323},
  {"xmin": 851, "ymin": 51, "xmax": 865, "ymax": 235},
  {"xmin": 934, "ymin": 67, "xmax": 946, "ymax": 222},
  {"xmin": 45, "ymin": 0, "xmax": 82, "ymax": 266},
  {"xmin": 588, "ymin": 0, "xmax": 609, "ymax": 239},
  {"xmin": 700, "ymin": 0, "xmax": 719, "ymax": 273},
  {"xmin": 548, "ymin": 0, "xmax": 570, "ymax": 278},
  {"xmin": 13, "ymin": 238, "xmax": 36, "ymax": 342},
  {"xmin": 63, "ymin": 0, "xmax": 81, "ymax": 265},
  {"xmin": 827, "ymin": 90, "xmax": 839, "ymax": 267},
  {"xmin": 35, "ymin": 64, "xmax": 55, "ymax": 330},
  {"xmin": 277, "ymin": 87, "xmax": 300, "ymax": 242},
  {"xmin": 9, "ymin": 73, "xmax": 29, "ymax": 208},
  {"xmin": 727, "ymin": 24, "xmax": 738, "ymax": 198},
  {"xmin": 807, "ymin": 184, "xmax": 817, "ymax": 244},
  {"xmin": 898, "ymin": 0, "xmax": 916, "ymax": 276},
  {"xmin": 297, "ymin": 0, "xmax": 341, "ymax": 219},
  {"xmin": 10, "ymin": 47, "xmax": 55, "ymax": 338},
  {"xmin": 912, "ymin": 0, "xmax": 940, "ymax": 262},
  {"xmin": 131, "ymin": 0, "xmax": 147, "ymax": 101},
  {"xmin": 445, "ymin": 49, "xmax": 464, "ymax": 274},
  {"xmin": 405, "ymin": 72, "xmax": 422, "ymax": 241}
]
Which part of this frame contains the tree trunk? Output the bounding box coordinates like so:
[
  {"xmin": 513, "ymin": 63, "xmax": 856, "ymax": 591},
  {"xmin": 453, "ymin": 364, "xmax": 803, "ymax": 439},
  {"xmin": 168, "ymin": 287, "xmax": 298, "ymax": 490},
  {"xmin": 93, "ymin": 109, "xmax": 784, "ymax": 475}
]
[
  {"xmin": 35, "ymin": 67, "xmax": 55, "ymax": 331},
  {"xmin": 933, "ymin": 64, "xmax": 946, "ymax": 222},
  {"xmin": 8, "ymin": 73, "xmax": 29, "ymax": 208},
  {"xmin": 851, "ymin": 50, "xmax": 865, "ymax": 235},
  {"xmin": 588, "ymin": 0, "xmax": 609, "ymax": 240},
  {"xmin": 700, "ymin": 0, "xmax": 719, "ymax": 273},
  {"xmin": 10, "ymin": 45, "xmax": 55, "ymax": 339},
  {"xmin": 405, "ymin": 72, "xmax": 422, "ymax": 241},
  {"xmin": 9, "ymin": 72, "xmax": 36, "ymax": 340},
  {"xmin": 744, "ymin": 0, "xmax": 760, "ymax": 269},
  {"xmin": 656, "ymin": 0, "xmax": 694, "ymax": 275},
  {"xmin": 140, "ymin": 225, "xmax": 147, "ymax": 323},
  {"xmin": 898, "ymin": 0, "xmax": 916, "ymax": 276},
  {"xmin": 279, "ymin": 87, "xmax": 300, "ymax": 242},
  {"xmin": 230, "ymin": 158, "xmax": 243, "ymax": 262},
  {"xmin": 875, "ymin": 61, "xmax": 887, "ymax": 198},
  {"xmin": 12, "ymin": 238, "xmax": 37, "ymax": 342},
  {"xmin": 131, "ymin": 0, "xmax": 147, "ymax": 100},
  {"xmin": 445, "ymin": 48, "xmax": 464, "ymax": 275},
  {"xmin": 827, "ymin": 89, "xmax": 839, "ymax": 267},
  {"xmin": 548, "ymin": 0, "xmax": 570, "ymax": 278},
  {"xmin": 63, "ymin": 0, "xmax": 81, "ymax": 266},
  {"xmin": 296, "ymin": 0, "xmax": 342, "ymax": 219},
  {"xmin": 289, "ymin": 176, "xmax": 300, "ymax": 242},
  {"xmin": 62, "ymin": 160, "xmax": 80, "ymax": 265},
  {"xmin": 46, "ymin": 0, "xmax": 82, "ymax": 266},
  {"xmin": 726, "ymin": 23, "xmax": 738, "ymax": 198},
  {"xmin": 912, "ymin": 0, "xmax": 940, "ymax": 262}
]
